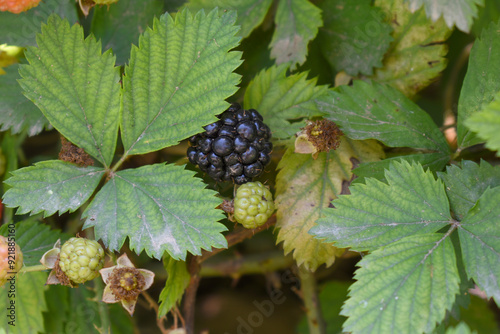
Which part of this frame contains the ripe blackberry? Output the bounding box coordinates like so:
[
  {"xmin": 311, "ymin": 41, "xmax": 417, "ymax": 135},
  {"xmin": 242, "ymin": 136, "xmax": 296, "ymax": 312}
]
[{"xmin": 187, "ymin": 103, "xmax": 272, "ymax": 184}]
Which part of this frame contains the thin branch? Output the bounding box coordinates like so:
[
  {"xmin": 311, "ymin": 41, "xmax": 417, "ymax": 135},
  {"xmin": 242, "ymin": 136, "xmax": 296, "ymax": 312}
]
[
  {"xmin": 298, "ymin": 269, "xmax": 326, "ymax": 334},
  {"xmin": 198, "ymin": 214, "xmax": 277, "ymax": 263},
  {"xmin": 183, "ymin": 255, "xmax": 201, "ymax": 334},
  {"xmin": 142, "ymin": 290, "xmax": 170, "ymax": 334}
]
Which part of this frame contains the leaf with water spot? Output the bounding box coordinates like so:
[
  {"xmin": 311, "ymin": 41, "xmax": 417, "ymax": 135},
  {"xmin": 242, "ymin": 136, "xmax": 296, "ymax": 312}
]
[
  {"xmin": 82, "ymin": 163, "xmax": 226, "ymax": 260},
  {"xmin": 275, "ymin": 138, "xmax": 384, "ymax": 271},
  {"xmin": 2, "ymin": 160, "xmax": 105, "ymax": 218},
  {"xmin": 311, "ymin": 160, "xmax": 452, "ymax": 251}
]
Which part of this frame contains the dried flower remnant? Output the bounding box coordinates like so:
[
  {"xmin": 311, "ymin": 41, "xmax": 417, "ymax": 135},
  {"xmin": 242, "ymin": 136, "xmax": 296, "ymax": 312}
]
[
  {"xmin": 101, "ymin": 253, "xmax": 155, "ymax": 316},
  {"xmin": 295, "ymin": 119, "xmax": 344, "ymax": 159},
  {"xmin": 59, "ymin": 136, "xmax": 94, "ymax": 167}
]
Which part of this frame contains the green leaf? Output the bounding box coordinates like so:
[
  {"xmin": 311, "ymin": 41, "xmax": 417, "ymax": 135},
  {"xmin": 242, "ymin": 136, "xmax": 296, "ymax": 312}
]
[
  {"xmin": 270, "ymin": 0, "xmax": 322, "ymax": 70},
  {"xmin": 91, "ymin": 0, "xmax": 165, "ymax": 65},
  {"xmin": 121, "ymin": 8, "xmax": 242, "ymax": 156},
  {"xmin": 341, "ymin": 233, "xmax": 460, "ymax": 334},
  {"xmin": 458, "ymin": 187, "xmax": 500, "ymax": 305},
  {"xmin": 2, "ymin": 160, "xmax": 105, "ymax": 218},
  {"xmin": 457, "ymin": 21, "xmax": 500, "ymax": 150},
  {"xmin": 311, "ymin": 160, "xmax": 452, "ymax": 251},
  {"xmin": 0, "ymin": 272, "xmax": 47, "ymax": 334},
  {"xmin": 471, "ymin": 0, "xmax": 500, "ymax": 37},
  {"xmin": 19, "ymin": 15, "xmax": 121, "ymax": 167},
  {"xmin": 448, "ymin": 295, "xmax": 500, "ymax": 334},
  {"xmin": 0, "ymin": 0, "xmax": 77, "ymax": 46},
  {"xmin": 244, "ymin": 63, "xmax": 329, "ymax": 139},
  {"xmin": 353, "ymin": 152, "xmax": 449, "ymax": 183},
  {"xmin": 405, "ymin": 0, "xmax": 484, "ymax": 33},
  {"xmin": 371, "ymin": 0, "xmax": 452, "ymax": 97},
  {"xmin": 446, "ymin": 323, "xmax": 477, "ymax": 334},
  {"xmin": 184, "ymin": 0, "xmax": 273, "ymax": 38},
  {"xmin": 465, "ymin": 91, "xmax": 500, "ymax": 155},
  {"xmin": 43, "ymin": 285, "xmax": 68, "ymax": 334},
  {"xmin": 0, "ymin": 219, "xmax": 69, "ymax": 266},
  {"xmin": 275, "ymin": 138, "xmax": 384, "ymax": 271},
  {"xmin": 316, "ymin": 80, "xmax": 450, "ymax": 153},
  {"xmin": 83, "ymin": 163, "xmax": 226, "ymax": 260},
  {"xmin": 438, "ymin": 160, "xmax": 500, "ymax": 220},
  {"xmin": 158, "ymin": 255, "xmax": 191, "ymax": 317},
  {"xmin": 0, "ymin": 64, "xmax": 49, "ymax": 136},
  {"xmin": 318, "ymin": 0, "xmax": 393, "ymax": 76}
]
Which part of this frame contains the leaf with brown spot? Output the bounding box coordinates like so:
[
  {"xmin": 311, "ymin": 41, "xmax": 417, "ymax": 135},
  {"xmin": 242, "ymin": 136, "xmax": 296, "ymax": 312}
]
[{"xmin": 275, "ymin": 138, "xmax": 384, "ymax": 271}]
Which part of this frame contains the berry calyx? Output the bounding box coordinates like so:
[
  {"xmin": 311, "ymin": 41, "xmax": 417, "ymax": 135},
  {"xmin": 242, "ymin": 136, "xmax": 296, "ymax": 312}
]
[
  {"xmin": 187, "ymin": 103, "xmax": 272, "ymax": 184},
  {"xmin": 58, "ymin": 237, "xmax": 105, "ymax": 284},
  {"xmin": 234, "ymin": 181, "xmax": 275, "ymax": 229},
  {"xmin": 0, "ymin": 236, "xmax": 23, "ymax": 286}
]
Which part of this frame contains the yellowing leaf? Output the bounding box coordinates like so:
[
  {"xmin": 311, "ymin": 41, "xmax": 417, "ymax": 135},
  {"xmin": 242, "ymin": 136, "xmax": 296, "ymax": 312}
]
[
  {"xmin": 371, "ymin": 0, "xmax": 452, "ymax": 97},
  {"xmin": 275, "ymin": 138, "xmax": 384, "ymax": 271}
]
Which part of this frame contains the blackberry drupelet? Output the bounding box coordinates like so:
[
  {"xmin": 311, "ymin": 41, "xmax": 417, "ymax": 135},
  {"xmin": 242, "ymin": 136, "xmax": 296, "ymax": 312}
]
[{"xmin": 187, "ymin": 103, "xmax": 272, "ymax": 184}]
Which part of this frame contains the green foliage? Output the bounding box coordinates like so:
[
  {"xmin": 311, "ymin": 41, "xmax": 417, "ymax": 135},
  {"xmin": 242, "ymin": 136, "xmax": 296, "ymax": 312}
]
[
  {"xmin": 121, "ymin": 8, "xmax": 242, "ymax": 156},
  {"xmin": 184, "ymin": 0, "xmax": 273, "ymax": 38},
  {"xmin": 91, "ymin": 0, "xmax": 165, "ymax": 65},
  {"xmin": 471, "ymin": 0, "xmax": 500, "ymax": 36},
  {"xmin": 465, "ymin": 91, "xmax": 500, "ymax": 155},
  {"xmin": 458, "ymin": 187, "xmax": 500, "ymax": 305},
  {"xmin": 312, "ymin": 160, "xmax": 452, "ymax": 251},
  {"xmin": 446, "ymin": 323, "xmax": 477, "ymax": 334},
  {"xmin": 318, "ymin": 0, "xmax": 393, "ymax": 76},
  {"xmin": 0, "ymin": 219, "xmax": 69, "ymax": 266},
  {"xmin": 457, "ymin": 20, "xmax": 500, "ymax": 150},
  {"xmin": 275, "ymin": 139, "xmax": 383, "ymax": 271},
  {"xmin": 0, "ymin": 0, "xmax": 77, "ymax": 46},
  {"xmin": 343, "ymin": 233, "xmax": 460, "ymax": 334},
  {"xmin": 19, "ymin": 15, "xmax": 121, "ymax": 167},
  {"xmin": 0, "ymin": 272, "xmax": 47, "ymax": 334},
  {"xmin": 82, "ymin": 163, "xmax": 226, "ymax": 260},
  {"xmin": 270, "ymin": 0, "xmax": 322, "ymax": 70},
  {"xmin": 405, "ymin": 0, "xmax": 484, "ymax": 32},
  {"xmin": 158, "ymin": 255, "xmax": 191, "ymax": 316},
  {"xmin": 244, "ymin": 63, "xmax": 328, "ymax": 139},
  {"xmin": 438, "ymin": 160, "xmax": 500, "ymax": 220},
  {"xmin": 0, "ymin": 65, "xmax": 49, "ymax": 136},
  {"xmin": 316, "ymin": 80, "xmax": 450, "ymax": 179},
  {"xmin": 3, "ymin": 161, "xmax": 104, "ymax": 217},
  {"xmin": 372, "ymin": 0, "xmax": 452, "ymax": 97}
]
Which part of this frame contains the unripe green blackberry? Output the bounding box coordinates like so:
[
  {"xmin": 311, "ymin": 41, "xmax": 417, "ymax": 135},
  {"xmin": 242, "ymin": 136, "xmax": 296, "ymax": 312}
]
[
  {"xmin": 59, "ymin": 237, "xmax": 105, "ymax": 284},
  {"xmin": 234, "ymin": 181, "xmax": 274, "ymax": 229}
]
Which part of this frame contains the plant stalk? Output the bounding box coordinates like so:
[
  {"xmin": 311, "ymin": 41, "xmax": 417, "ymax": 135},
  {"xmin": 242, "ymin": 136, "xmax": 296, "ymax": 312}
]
[{"xmin": 298, "ymin": 269, "xmax": 326, "ymax": 334}]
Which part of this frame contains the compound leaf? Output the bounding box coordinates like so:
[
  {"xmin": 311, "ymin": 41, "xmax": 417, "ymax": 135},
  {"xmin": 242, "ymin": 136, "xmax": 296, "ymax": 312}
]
[
  {"xmin": 0, "ymin": 272, "xmax": 47, "ymax": 334},
  {"xmin": 438, "ymin": 160, "xmax": 500, "ymax": 220},
  {"xmin": 270, "ymin": 0, "xmax": 322, "ymax": 70},
  {"xmin": 405, "ymin": 0, "xmax": 484, "ymax": 33},
  {"xmin": 83, "ymin": 163, "xmax": 226, "ymax": 260},
  {"xmin": 19, "ymin": 15, "xmax": 121, "ymax": 167},
  {"xmin": 316, "ymin": 80, "xmax": 450, "ymax": 153},
  {"xmin": 465, "ymin": 91, "xmax": 500, "ymax": 155},
  {"xmin": 121, "ymin": 8, "xmax": 242, "ymax": 156},
  {"xmin": 158, "ymin": 255, "xmax": 191, "ymax": 317},
  {"xmin": 311, "ymin": 160, "xmax": 452, "ymax": 251},
  {"xmin": 275, "ymin": 138, "xmax": 384, "ymax": 271},
  {"xmin": 342, "ymin": 233, "xmax": 459, "ymax": 334},
  {"xmin": 457, "ymin": 21, "xmax": 500, "ymax": 150},
  {"xmin": 3, "ymin": 160, "xmax": 105, "ymax": 218},
  {"xmin": 184, "ymin": 0, "xmax": 273, "ymax": 38},
  {"xmin": 371, "ymin": 0, "xmax": 452, "ymax": 97},
  {"xmin": 0, "ymin": 219, "xmax": 69, "ymax": 266},
  {"xmin": 318, "ymin": 0, "xmax": 393, "ymax": 76},
  {"xmin": 244, "ymin": 63, "xmax": 328, "ymax": 139},
  {"xmin": 458, "ymin": 187, "xmax": 500, "ymax": 305},
  {"xmin": 0, "ymin": 64, "xmax": 49, "ymax": 136}
]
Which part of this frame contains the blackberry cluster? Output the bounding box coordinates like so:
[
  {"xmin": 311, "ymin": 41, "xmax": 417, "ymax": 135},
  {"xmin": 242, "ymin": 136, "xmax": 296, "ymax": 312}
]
[{"xmin": 187, "ymin": 103, "xmax": 272, "ymax": 184}]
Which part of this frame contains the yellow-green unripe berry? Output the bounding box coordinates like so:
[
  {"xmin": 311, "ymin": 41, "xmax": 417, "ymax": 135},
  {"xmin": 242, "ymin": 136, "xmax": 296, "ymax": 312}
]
[
  {"xmin": 234, "ymin": 181, "xmax": 274, "ymax": 229},
  {"xmin": 59, "ymin": 237, "xmax": 105, "ymax": 284}
]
